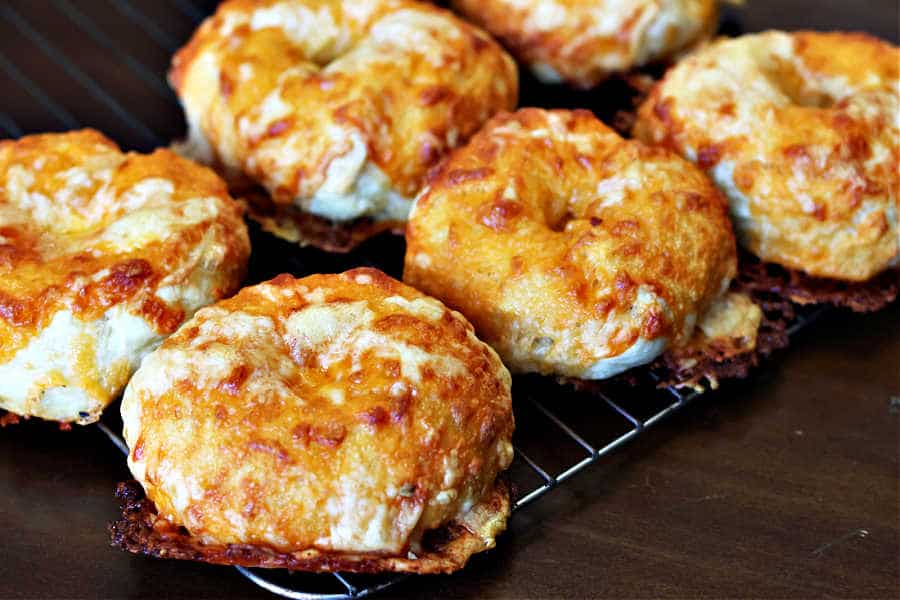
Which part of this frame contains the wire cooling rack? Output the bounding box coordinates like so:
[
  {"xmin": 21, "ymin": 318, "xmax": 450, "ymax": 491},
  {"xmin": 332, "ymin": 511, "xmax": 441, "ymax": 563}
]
[{"xmin": 0, "ymin": 1, "xmax": 826, "ymax": 598}]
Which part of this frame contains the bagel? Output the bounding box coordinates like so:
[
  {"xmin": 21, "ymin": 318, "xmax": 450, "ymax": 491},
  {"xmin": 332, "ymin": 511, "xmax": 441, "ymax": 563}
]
[
  {"xmin": 0, "ymin": 130, "xmax": 249, "ymax": 424},
  {"xmin": 404, "ymin": 108, "xmax": 739, "ymax": 380},
  {"xmin": 635, "ymin": 31, "xmax": 900, "ymax": 283},
  {"xmin": 450, "ymin": 0, "xmax": 719, "ymax": 89},
  {"xmin": 116, "ymin": 269, "xmax": 514, "ymax": 573},
  {"xmin": 171, "ymin": 0, "xmax": 518, "ymax": 250}
]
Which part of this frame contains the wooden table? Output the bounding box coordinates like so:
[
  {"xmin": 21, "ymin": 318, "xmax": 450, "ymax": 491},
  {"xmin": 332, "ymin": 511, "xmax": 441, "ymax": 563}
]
[{"xmin": 0, "ymin": 1, "xmax": 898, "ymax": 598}]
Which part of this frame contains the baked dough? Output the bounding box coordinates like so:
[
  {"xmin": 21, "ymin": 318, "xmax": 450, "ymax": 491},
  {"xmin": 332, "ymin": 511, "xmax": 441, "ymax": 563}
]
[
  {"xmin": 451, "ymin": 0, "xmax": 718, "ymax": 88},
  {"xmin": 120, "ymin": 268, "xmax": 513, "ymax": 572},
  {"xmin": 635, "ymin": 31, "xmax": 899, "ymax": 281},
  {"xmin": 0, "ymin": 130, "xmax": 249, "ymax": 424},
  {"xmin": 171, "ymin": 0, "xmax": 517, "ymax": 247},
  {"xmin": 405, "ymin": 108, "xmax": 737, "ymax": 380}
]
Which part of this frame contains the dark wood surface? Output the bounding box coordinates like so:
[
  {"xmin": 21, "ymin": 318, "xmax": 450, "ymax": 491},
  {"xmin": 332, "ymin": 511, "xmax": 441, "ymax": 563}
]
[{"xmin": 1, "ymin": 1, "xmax": 898, "ymax": 598}]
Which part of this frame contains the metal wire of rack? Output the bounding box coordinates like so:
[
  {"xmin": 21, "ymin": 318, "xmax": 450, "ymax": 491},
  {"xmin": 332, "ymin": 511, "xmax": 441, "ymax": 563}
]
[{"xmin": 0, "ymin": 1, "xmax": 827, "ymax": 598}]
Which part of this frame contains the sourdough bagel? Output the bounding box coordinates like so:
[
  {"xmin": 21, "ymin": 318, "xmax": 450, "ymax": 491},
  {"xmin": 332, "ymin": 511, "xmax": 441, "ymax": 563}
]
[
  {"xmin": 119, "ymin": 268, "xmax": 513, "ymax": 572},
  {"xmin": 404, "ymin": 108, "xmax": 738, "ymax": 380},
  {"xmin": 171, "ymin": 0, "xmax": 517, "ymax": 248},
  {"xmin": 0, "ymin": 130, "xmax": 249, "ymax": 424},
  {"xmin": 635, "ymin": 31, "xmax": 900, "ymax": 282},
  {"xmin": 450, "ymin": 0, "xmax": 718, "ymax": 88}
]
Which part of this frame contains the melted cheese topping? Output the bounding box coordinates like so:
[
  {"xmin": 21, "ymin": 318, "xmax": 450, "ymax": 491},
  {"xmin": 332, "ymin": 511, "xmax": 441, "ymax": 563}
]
[
  {"xmin": 667, "ymin": 291, "xmax": 763, "ymax": 389},
  {"xmin": 636, "ymin": 31, "xmax": 900, "ymax": 281},
  {"xmin": 697, "ymin": 291, "xmax": 762, "ymax": 345},
  {"xmin": 171, "ymin": 0, "xmax": 517, "ymax": 233},
  {"xmin": 451, "ymin": 0, "xmax": 718, "ymax": 88},
  {"xmin": 404, "ymin": 108, "xmax": 738, "ymax": 379},
  {"xmin": 0, "ymin": 130, "xmax": 250, "ymax": 423},
  {"xmin": 122, "ymin": 268, "xmax": 514, "ymax": 555}
]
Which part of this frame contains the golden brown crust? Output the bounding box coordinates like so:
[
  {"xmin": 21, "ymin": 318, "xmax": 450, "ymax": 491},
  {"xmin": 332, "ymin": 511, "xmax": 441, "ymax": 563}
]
[
  {"xmin": 111, "ymin": 478, "xmax": 509, "ymax": 574},
  {"xmin": 405, "ymin": 108, "xmax": 737, "ymax": 380},
  {"xmin": 635, "ymin": 31, "xmax": 900, "ymax": 282},
  {"xmin": 0, "ymin": 130, "xmax": 250, "ymax": 423},
  {"xmin": 171, "ymin": 0, "xmax": 517, "ymax": 246},
  {"xmin": 451, "ymin": 0, "xmax": 719, "ymax": 88},
  {"xmin": 121, "ymin": 268, "xmax": 514, "ymax": 563}
]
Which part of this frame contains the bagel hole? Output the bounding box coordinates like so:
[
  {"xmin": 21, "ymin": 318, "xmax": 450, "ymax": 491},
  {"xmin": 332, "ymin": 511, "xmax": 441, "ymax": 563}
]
[{"xmin": 763, "ymin": 59, "xmax": 835, "ymax": 108}]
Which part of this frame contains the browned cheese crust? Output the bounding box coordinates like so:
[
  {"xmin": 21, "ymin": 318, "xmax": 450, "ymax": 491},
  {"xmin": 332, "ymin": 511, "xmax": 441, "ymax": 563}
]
[
  {"xmin": 111, "ymin": 478, "xmax": 510, "ymax": 574},
  {"xmin": 0, "ymin": 410, "xmax": 77, "ymax": 430},
  {"xmin": 405, "ymin": 108, "xmax": 737, "ymax": 381},
  {"xmin": 171, "ymin": 0, "xmax": 518, "ymax": 248},
  {"xmin": 119, "ymin": 269, "xmax": 514, "ymax": 573},
  {"xmin": 237, "ymin": 187, "xmax": 404, "ymax": 252},
  {"xmin": 636, "ymin": 31, "xmax": 900, "ymax": 282},
  {"xmin": 662, "ymin": 251, "xmax": 900, "ymax": 389},
  {"xmin": 0, "ymin": 411, "xmax": 21, "ymax": 427},
  {"xmin": 736, "ymin": 252, "xmax": 899, "ymax": 312},
  {"xmin": 451, "ymin": 0, "xmax": 719, "ymax": 88},
  {"xmin": 0, "ymin": 130, "xmax": 250, "ymax": 423}
]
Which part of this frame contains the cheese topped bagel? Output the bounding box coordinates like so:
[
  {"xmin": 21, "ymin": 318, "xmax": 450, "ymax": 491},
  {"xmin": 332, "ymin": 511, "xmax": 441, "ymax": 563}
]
[
  {"xmin": 636, "ymin": 31, "xmax": 899, "ymax": 282},
  {"xmin": 405, "ymin": 108, "xmax": 738, "ymax": 380},
  {"xmin": 0, "ymin": 130, "xmax": 249, "ymax": 424},
  {"xmin": 117, "ymin": 269, "xmax": 514, "ymax": 573},
  {"xmin": 451, "ymin": 0, "xmax": 719, "ymax": 88},
  {"xmin": 171, "ymin": 0, "xmax": 518, "ymax": 249}
]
